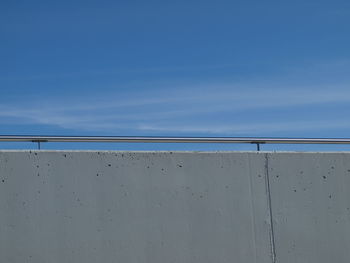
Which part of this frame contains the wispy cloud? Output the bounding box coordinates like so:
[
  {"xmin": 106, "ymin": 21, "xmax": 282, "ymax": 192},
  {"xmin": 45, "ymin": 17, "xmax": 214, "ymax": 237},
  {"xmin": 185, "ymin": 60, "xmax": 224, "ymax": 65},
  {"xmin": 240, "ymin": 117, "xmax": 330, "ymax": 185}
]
[
  {"xmin": 1, "ymin": 79, "xmax": 350, "ymax": 136},
  {"xmin": 138, "ymin": 120, "xmax": 350, "ymax": 135}
]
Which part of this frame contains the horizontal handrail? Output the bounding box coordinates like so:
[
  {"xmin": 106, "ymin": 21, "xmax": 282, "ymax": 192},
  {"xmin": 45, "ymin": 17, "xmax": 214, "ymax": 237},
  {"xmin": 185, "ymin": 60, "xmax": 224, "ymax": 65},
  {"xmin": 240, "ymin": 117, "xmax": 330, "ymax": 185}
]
[{"xmin": 1, "ymin": 135, "xmax": 350, "ymax": 144}]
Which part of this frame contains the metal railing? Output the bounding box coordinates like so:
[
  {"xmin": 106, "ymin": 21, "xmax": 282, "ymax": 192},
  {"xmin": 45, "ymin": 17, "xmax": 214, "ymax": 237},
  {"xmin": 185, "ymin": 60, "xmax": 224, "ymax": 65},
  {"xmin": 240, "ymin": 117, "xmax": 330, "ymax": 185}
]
[{"xmin": 1, "ymin": 135, "xmax": 350, "ymax": 150}]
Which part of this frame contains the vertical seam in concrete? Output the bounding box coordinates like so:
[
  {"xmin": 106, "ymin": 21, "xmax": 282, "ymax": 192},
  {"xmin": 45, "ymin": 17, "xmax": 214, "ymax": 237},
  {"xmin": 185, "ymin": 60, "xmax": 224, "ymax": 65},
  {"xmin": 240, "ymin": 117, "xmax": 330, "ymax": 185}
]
[{"xmin": 265, "ymin": 153, "xmax": 276, "ymax": 263}]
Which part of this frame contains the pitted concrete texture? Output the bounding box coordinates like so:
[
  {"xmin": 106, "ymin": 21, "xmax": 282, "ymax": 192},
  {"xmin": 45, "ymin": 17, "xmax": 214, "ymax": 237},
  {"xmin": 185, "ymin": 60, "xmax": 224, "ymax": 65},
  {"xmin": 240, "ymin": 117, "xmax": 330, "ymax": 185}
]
[
  {"xmin": 1, "ymin": 151, "xmax": 350, "ymax": 263},
  {"xmin": 0, "ymin": 151, "xmax": 271, "ymax": 263},
  {"xmin": 267, "ymin": 153, "xmax": 350, "ymax": 263}
]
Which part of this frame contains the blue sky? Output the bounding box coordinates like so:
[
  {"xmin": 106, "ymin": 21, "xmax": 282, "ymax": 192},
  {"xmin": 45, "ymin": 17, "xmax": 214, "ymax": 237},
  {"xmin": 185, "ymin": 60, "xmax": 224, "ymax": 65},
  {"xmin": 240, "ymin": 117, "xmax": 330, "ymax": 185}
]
[{"xmin": 1, "ymin": 1, "xmax": 350, "ymax": 150}]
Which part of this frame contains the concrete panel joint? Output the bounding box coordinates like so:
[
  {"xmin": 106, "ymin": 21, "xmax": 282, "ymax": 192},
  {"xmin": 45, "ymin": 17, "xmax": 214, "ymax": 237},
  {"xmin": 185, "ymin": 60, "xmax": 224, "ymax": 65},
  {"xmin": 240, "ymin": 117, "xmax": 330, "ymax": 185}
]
[{"xmin": 264, "ymin": 153, "xmax": 276, "ymax": 263}]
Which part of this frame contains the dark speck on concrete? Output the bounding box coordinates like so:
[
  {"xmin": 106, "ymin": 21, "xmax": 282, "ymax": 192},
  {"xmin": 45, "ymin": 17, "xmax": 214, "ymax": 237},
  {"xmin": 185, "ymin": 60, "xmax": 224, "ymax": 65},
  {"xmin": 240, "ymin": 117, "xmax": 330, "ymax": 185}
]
[
  {"xmin": 147, "ymin": 166, "xmax": 150, "ymax": 169},
  {"xmin": 276, "ymin": 175, "xmax": 279, "ymax": 178},
  {"xmin": 63, "ymin": 154, "xmax": 67, "ymax": 158},
  {"xmin": 37, "ymin": 173, "xmax": 40, "ymax": 176},
  {"xmin": 1, "ymin": 179, "xmax": 4, "ymax": 183},
  {"xmin": 329, "ymin": 195, "xmax": 332, "ymax": 199},
  {"xmin": 331, "ymin": 166, "xmax": 335, "ymax": 169},
  {"xmin": 177, "ymin": 164, "xmax": 183, "ymax": 168},
  {"xmin": 96, "ymin": 173, "xmax": 99, "ymax": 177},
  {"xmin": 293, "ymin": 189, "xmax": 297, "ymax": 192},
  {"xmin": 108, "ymin": 164, "xmax": 111, "ymax": 167},
  {"xmin": 36, "ymin": 165, "xmax": 39, "ymax": 168},
  {"xmin": 322, "ymin": 176, "xmax": 327, "ymax": 180}
]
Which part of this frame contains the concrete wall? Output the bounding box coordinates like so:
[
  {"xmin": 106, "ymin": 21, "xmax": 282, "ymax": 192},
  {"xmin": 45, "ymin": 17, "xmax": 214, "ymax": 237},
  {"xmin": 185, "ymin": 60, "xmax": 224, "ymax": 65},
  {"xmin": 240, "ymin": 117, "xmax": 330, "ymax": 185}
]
[
  {"xmin": 267, "ymin": 153, "xmax": 350, "ymax": 263},
  {"xmin": 0, "ymin": 151, "xmax": 350, "ymax": 263}
]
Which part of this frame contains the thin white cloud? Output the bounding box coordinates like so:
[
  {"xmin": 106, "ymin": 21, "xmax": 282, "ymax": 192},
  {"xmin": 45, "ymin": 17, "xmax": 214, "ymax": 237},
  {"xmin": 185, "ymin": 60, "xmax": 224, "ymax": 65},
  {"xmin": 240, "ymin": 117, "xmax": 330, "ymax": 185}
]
[
  {"xmin": 137, "ymin": 120, "xmax": 350, "ymax": 135},
  {"xmin": 1, "ymin": 81, "xmax": 350, "ymax": 134}
]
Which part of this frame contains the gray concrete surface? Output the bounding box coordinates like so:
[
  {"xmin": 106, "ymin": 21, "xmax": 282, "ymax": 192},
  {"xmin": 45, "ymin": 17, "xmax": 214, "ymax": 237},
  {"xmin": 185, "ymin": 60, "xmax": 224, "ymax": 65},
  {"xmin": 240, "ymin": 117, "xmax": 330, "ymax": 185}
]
[
  {"xmin": 267, "ymin": 153, "xmax": 350, "ymax": 263},
  {"xmin": 1, "ymin": 151, "xmax": 350, "ymax": 262},
  {"xmin": 0, "ymin": 151, "xmax": 271, "ymax": 263}
]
